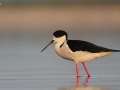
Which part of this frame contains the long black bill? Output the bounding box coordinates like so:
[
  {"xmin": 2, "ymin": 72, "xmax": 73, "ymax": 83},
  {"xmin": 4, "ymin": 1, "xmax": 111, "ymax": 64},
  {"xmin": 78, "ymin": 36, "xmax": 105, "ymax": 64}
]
[{"xmin": 41, "ymin": 40, "xmax": 54, "ymax": 52}]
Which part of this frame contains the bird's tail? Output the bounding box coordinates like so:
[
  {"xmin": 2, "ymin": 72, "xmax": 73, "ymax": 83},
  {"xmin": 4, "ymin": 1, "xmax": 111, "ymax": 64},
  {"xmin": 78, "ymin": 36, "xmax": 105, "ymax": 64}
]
[{"xmin": 113, "ymin": 50, "xmax": 120, "ymax": 52}]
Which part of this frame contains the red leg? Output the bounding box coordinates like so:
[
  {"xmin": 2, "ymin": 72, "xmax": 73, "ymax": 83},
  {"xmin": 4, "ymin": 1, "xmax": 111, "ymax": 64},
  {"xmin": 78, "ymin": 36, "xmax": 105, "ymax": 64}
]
[
  {"xmin": 76, "ymin": 63, "xmax": 80, "ymax": 77},
  {"xmin": 82, "ymin": 62, "xmax": 90, "ymax": 77}
]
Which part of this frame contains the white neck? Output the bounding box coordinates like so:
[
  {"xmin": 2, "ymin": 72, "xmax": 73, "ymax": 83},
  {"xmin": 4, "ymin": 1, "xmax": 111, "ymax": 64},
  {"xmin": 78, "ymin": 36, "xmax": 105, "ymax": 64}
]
[{"xmin": 53, "ymin": 35, "xmax": 66, "ymax": 46}]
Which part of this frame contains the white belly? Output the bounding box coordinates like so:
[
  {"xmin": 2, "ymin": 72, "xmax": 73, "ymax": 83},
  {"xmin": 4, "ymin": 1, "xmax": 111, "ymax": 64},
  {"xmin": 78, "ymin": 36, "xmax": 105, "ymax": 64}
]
[
  {"xmin": 72, "ymin": 51, "xmax": 112, "ymax": 63},
  {"xmin": 55, "ymin": 43, "xmax": 113, "ymax": 63}
]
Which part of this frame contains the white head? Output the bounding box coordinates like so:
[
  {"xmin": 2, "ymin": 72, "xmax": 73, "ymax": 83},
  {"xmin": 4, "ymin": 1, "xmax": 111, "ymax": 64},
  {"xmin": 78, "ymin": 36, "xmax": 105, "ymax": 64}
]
[{"xmin": 41, "ymin": 30, "xmax": 68, "ymax": 52}]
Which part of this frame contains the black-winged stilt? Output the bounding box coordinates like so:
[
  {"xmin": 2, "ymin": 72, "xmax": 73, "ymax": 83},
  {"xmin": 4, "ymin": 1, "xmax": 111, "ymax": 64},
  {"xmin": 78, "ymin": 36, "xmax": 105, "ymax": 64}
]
[{"xmin": 41, "ymin": 30, "xmax": 120, "ymax": 77}]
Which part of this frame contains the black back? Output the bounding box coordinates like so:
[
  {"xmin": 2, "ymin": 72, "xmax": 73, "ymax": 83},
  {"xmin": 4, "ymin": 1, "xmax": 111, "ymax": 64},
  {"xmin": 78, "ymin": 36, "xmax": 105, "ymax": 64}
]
[{"xmin": 67, "ymin": 40, "xmax": 119, "ymax": 53}]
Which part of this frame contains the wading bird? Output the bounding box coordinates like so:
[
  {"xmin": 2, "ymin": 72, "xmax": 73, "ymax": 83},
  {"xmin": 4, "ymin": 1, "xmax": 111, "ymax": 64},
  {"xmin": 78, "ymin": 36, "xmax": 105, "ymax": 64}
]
[{"xmin": 41, "ymin": 30, "xmax": 120, "ymax": 77}]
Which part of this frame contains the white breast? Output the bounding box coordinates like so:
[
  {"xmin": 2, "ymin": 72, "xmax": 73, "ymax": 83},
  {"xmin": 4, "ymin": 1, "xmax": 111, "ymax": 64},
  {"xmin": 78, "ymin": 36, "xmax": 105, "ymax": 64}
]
[{"xmin": 55, "ymin": 42, "xmax": 74, "ymax": 61}]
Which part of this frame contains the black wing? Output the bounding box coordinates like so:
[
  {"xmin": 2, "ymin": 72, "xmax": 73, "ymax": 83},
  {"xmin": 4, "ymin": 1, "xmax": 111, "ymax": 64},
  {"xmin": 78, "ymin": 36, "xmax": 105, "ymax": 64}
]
[{"xmin": 67, "ymin": 40, "xmax": 120, "ymax": 53}]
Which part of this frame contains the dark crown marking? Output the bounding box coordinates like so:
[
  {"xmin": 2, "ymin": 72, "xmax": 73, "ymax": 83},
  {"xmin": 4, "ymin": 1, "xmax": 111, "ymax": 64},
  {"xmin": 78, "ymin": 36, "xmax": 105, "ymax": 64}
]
[{"xmin": 53, "ymin": 30, "xmax": 68, "ymax": 40}]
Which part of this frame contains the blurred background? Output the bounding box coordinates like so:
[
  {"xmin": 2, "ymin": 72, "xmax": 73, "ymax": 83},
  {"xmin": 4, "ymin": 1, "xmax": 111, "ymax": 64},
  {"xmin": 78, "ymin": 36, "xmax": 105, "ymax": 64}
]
[
  {"xmin": 0, "ymin": 1, "xmax": 120, "ymax": 62},
  {"xmin": 0, "ymin": 0, "xmax": 120, "ymax": 90},
  {"xmin": 0, "ymin": 0, "xmax": 120, "ymax": 72},
  {"xmin": 0, "ymin": 0, "xmax": 120, "ymax": 71}
]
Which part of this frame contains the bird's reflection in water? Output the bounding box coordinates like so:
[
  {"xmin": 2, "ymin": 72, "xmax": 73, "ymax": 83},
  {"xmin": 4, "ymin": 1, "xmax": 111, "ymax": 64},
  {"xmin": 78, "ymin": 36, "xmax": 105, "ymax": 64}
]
[
  {"xmin": 76, "ymin": 77, "xmax": 90, "ymax": 88},
  {"xmin": 59, "ymin": 77, "xmax": 108, "ymax": 90}
]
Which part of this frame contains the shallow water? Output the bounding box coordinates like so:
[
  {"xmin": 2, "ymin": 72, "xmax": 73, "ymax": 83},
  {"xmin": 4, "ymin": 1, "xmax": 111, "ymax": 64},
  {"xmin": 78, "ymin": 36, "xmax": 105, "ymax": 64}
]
[{"xmin": 0, "ymin": 29, "xmax": 120, "ymax": 90}]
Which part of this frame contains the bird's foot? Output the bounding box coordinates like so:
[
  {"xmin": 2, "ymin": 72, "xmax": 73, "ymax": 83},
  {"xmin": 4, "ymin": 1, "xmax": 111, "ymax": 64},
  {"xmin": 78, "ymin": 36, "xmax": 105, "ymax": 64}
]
[
  {"xmin": 88, "ymin": 75, "xmax": 91, "ymax": 77},
  {"xmin": 76, "ymin": 75, "xmax": 80, "ymax": 77}
]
